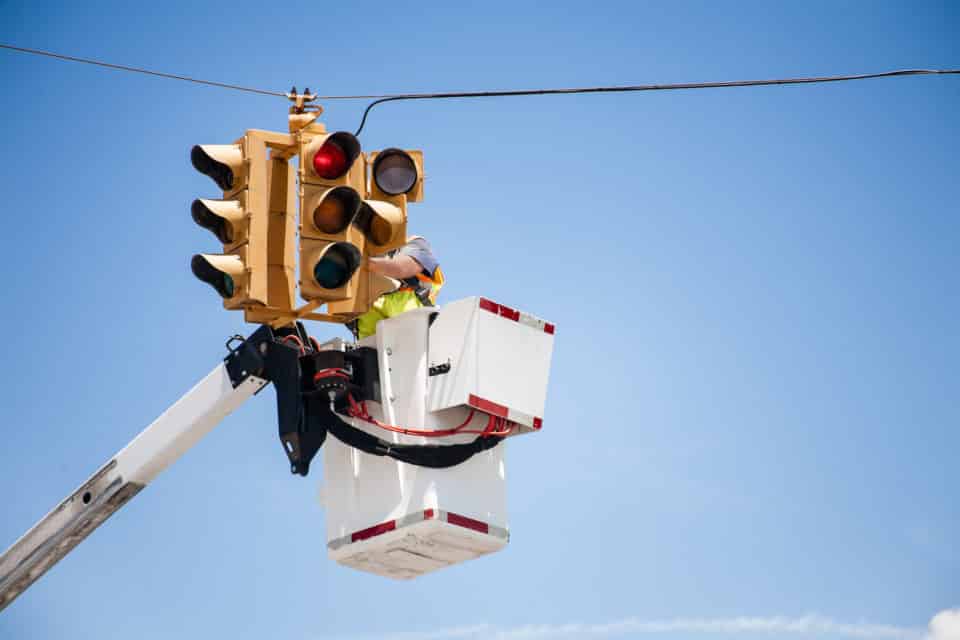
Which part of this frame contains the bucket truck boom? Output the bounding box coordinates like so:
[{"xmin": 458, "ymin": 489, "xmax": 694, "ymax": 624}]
[{"xmin": 0, "ymin": 334, "xmax": 271, "ymax": 612}]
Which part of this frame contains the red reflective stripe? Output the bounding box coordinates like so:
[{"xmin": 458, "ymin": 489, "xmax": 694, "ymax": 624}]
[
  {"xmin": 446, "ymin": 512, "xmax": 490, "ymax": 534},
  {"xmin": 351, "ymin": 520, "xmax": 396, "ymax": 542},
  {"xmin": 533, "ymin": 417, "xmax": 543, "ymax": 430},
  {"xmin": 478, "ymin": 297, "xmax": 498, "ymax": 313},
  {"xmin": 479, "ymin": 298, "xmax": 553, "ymax": 334},
  {"xmin": 468, "ymin": 394, "xmax": 509, "ymax": 418},
  {"xmin": 423, "ymin": 509, "xmax": 435, "ymax": 520},
  {"xmin": 479, "ymin": 297, "xmax": 518, "ymax": 321},
  {"xmin": 499, "ymin": 305, "xmax": 520, "ymax": 321}
]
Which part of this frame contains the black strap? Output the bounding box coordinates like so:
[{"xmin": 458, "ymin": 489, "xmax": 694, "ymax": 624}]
[
  {"xmin": 396, "ymin": 274, "xmax": 434, "ymax": 307},
  {"xmin": 413, "ymin": 284, "xmax": 434, "ymax": 307},
  {"xmin": 325, "ymin": 410, "xmax": 502, "ymax": 468}
]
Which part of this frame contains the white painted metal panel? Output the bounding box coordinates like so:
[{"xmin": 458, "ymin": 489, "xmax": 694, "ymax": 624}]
[
  {"xmin": 116, "ymin": 366, "xmax": 266, "ymax": 485},
  {"xmin": 425, "ymin": 297, "xmax": 480, "ymax": 415},
  {"xmin": 426, "ymin": 296, "xmax": 554, "ymax": 426},
  {"xmin": 476, "ymin": 307, "xmax": 554, "ymax": 423}
]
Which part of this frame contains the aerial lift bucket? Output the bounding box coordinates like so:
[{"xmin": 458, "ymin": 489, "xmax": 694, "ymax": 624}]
[{"xmin": 319, "ymin": 296, "xmax": 555, "ymax": 579}]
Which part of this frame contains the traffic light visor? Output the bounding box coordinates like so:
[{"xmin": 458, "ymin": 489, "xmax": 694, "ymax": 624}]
[
  {"xmin": 312, "ymin": 242, "xmax": 361, "ymax": 289},
  {"xmin": 372, "ymin": 149, "xmax": 418, "ymax": 195},
  {"xmin": 310, "ymin": 132, "xmax": 361, "ymax": 180},
  {"xmin": 191, "ymin": 144, "xmax": 242, "ymax": 191},
  {"xmin": 356, "ymin": 200, "xmax": 404, "ymax": 251},
  {"xmin": 191, "ymin": 254, "xmax": 244, "ymax": 299},
  {"xmin": 191, "ymin": 198, "xmax": 243, "ymax": 244},
  {"xmin": 313, "ymin": 186, "xmax": 361, "ymax": 234}
]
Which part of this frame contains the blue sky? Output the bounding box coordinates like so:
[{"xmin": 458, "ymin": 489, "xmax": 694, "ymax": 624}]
[{"xmin": 0, "ymin": 1, "xmax": 957, "ymax": 638}]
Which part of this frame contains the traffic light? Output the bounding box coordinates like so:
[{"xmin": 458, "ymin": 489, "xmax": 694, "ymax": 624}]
[
  {"xmin": 354, "ymin": 148, "xmax": 423, "ymax": 304},
  {"xmin": 298, "ymin": 131, "xmax": 367, "ymax": 304},
  {"xmin": 324, "ymin": 194, "xmax": 403, "ymax": 316},
  {"xmin": 190, "ymin": 136, "xmax": 269, "ymax": 309},
  {"xmin": 321, "ymin": 148, "xmax": 422, "ymax": 316},
  {"xmin": 321, "ymin": 151, "xmax": 415, "ymax": 316},
  {"xmin": 298, "ymin": 133, "xmax": 427, "ymax": 318}
]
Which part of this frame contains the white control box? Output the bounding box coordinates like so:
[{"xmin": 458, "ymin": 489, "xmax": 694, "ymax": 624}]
[{"xmin": 428, "ymin": 296, "xmax": 555, "ymax": 432}]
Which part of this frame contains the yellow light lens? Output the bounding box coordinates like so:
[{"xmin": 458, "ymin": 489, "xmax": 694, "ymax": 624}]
[
  {"xmin": 369, "ymin": 215, "xmax": 394, "ymax": 246},
  {"xmin": 313, "ymin": 197, "xmax": 350, "ymax": 234}
]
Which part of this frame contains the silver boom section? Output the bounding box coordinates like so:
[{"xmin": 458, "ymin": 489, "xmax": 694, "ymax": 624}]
[{"xmin": 0, "ymin": 363, "xmax": 267, "ymax": 612}]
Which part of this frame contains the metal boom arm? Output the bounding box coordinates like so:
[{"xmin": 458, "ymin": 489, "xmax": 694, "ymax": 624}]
[{"xmin": 0, "ymin": 353, "xmax": 268, "ymax": 612}]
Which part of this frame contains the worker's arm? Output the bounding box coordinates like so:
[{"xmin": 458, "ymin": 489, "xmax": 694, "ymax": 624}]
[{"xmin": 368, "ymin": 254, "xmax": 424, "ymax": 279}]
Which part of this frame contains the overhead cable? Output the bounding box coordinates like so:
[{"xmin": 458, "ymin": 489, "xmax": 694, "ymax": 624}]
[
  {"xmin": 2, "ymin": 43, "xmax": 957, "ymax": 136},
  {"xmin": 350, "ymin": 69, "xmax": 960, "ymax": 134},
  {"xmin": 0, "ymin": 43, "xmax": 287, "ymax": 98}
]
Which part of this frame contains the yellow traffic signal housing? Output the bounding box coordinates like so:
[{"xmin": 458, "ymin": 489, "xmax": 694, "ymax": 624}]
[
  {"xmin": 190, "ymin": 251, "xmax": 249, "ymax": 300},
  {"xmin": 185, "ymin": 116, "xmax": 428, "ymax": 325},
  {"xmin": 192, "ymin": 196, "xmax": 247, "ymax": 246},
  {"xmin": 191, "ymin": 144, "xmax": 246, "ymax": 193},
  {"xmin": 298, "ymin": 131, "xmax": 367, "ymax": 305},
  {"xmin": 299, "ymin": 186, "xmax": 366, "ymax": 301},
  {"xmin": 190, "ymin": 136, "xmax": 269, "ymax": 309},
  {"xmin": 353, "ymin": 199, "xmax": 406, "ymax": 254},
  {"xmin": 326, "ymin": 148, "xmax": 425, "ymax": 315},
  {"xmin": 317, "ymin": 147, "xmax": 423, "ymax": 316},
  {"xmin": 363, "ymin": 148, "xmax": 423, "ymax": 254}
]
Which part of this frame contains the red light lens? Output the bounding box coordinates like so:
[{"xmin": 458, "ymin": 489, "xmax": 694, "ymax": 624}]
[{"xmin": 312, "ymin": 141, "xmax": 349, "ymax": 179}]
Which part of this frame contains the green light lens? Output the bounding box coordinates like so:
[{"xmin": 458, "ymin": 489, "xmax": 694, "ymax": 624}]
[
  {"xmin": 222, "ymin": 274, "xmax": 235, "ymax": 298},
  {"xmin": 314, "ymin": 253, "xmax": 350, "ymax": 289},
  {"xmin": 313, "ymin": 243, "xmax": 360, "ymax": 289}
]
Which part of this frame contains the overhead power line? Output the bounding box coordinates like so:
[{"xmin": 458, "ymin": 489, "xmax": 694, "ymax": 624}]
[
  {"xmin": 349, "ymin": 68, "xmax": 960, "ymax": 134},
  {"xmin": 0, "ymin": 43, "xmax": 287, "ymax": 98},
  {"xmin": 2, "ymin": 42, "xmax": 957, "ymax": 135}
]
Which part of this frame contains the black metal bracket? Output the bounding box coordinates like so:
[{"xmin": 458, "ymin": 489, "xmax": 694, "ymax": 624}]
[
  {"xmin": 428, "ymin": 361, "xmax": 451, "ymax": 377},
  {"xmin": 220, "ymin": 323, "xmax": 498, "ymax": 477},
  {"xmin": 221, "ymin": 324, "xmax": 381, "ymax": 478},
  {"xmin": 222, "ymin": 324, "xmax": 320, "ymax": 476},
  {"xmin": 224, "ymin": 327, "xmax": 270, "ymax": 388}
]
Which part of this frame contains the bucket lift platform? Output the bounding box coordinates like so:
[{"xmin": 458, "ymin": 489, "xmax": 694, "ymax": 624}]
[{"xmin": 320, "ymin": 296, "xmax": 555, "ymax": 578}]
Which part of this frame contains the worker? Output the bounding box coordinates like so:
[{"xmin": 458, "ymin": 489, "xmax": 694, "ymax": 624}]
[{"xmin": 353, "ymin": 236, "xmax": 444, "ymax": 339}]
